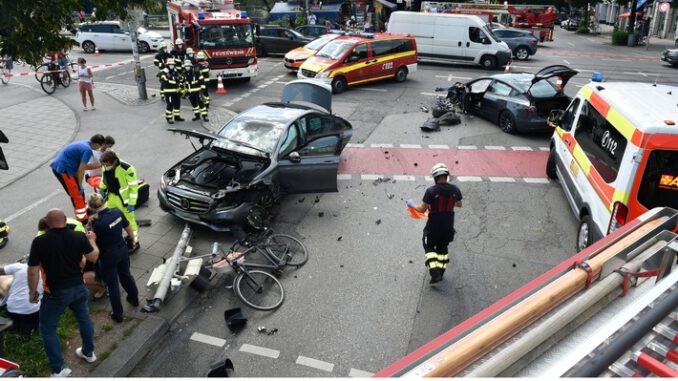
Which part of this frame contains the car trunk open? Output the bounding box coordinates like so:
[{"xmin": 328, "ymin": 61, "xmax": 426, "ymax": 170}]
[{"xmin": 533, "ymin": 95, "xmax": 571, "ymax": 117}]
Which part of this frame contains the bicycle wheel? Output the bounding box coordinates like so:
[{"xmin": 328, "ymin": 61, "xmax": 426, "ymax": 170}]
[
  {"xmin": 60, "ymin": 70, "xmax": 71, "ymax": 88},
  {"xmin": 1, "ymin": 68, "xmax": 10, "ymax": 85},
  {"xmin": 40, "ymin": 74, "xmax": 56, "ymax": 95},
  {"xmin": 265, "ymin": 233, "xmax": 309, "ymax": 267},
  {"xmin": 34, "ymin": 64, "xmax": 48, "ymax": 81},
  {"xmin": 234, "ymin": 270, "xmax": 284, "ymax": 311}
]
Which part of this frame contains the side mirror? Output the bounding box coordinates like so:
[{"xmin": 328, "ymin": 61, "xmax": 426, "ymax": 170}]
[
  {"xmin": 548, "ymin": 109, "xmax": 564, "ymax": 128},
  {"xmin": 288, "ymin": 151, "xmax": 301, "ymax": 163},
  {"xmin": 481, "ymin": 37, "xmax": 490, "ymax": 45}
]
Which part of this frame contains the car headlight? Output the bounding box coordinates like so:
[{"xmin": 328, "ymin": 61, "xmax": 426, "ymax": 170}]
[
  {"xmin": 316, "ymin": 71, "xmax": 329, "ymax": 79},
  {"xmin": 248, "ymin": 58, "xmax": 255, "ymax": 64},
  {"xmin": 160, "ymin": 174, "xmax": 167, "ymax": 192}
]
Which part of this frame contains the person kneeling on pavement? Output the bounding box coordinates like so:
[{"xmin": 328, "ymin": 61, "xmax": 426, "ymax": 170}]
[
  {"xmin": 88, "ymin": 194, "xmax": 139, "ymax": 323},
  {"xmin": 0, "ymin": 257, "xmax": 43, "ymax": 334}
]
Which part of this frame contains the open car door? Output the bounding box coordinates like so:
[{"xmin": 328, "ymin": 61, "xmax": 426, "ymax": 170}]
[
  {"xmin": 529, "ymin": 65, "xmax": 578, "ymax": 92},
  {"xmin": 281, "ymin": 80, "xmax": 332, "ymax": 113}
]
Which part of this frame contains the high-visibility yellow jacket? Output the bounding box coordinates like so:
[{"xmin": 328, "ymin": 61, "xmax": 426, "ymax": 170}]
[{"xmin": 101, "ymin": 161, "xmax": 139, "ymax": 207}]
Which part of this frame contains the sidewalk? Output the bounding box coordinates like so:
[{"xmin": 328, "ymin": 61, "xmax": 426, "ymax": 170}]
[{"xmin": 587, "ymin": 24, "xmax": 676, "ymax": 54}]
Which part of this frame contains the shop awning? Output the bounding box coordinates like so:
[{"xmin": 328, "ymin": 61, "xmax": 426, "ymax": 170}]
[{"xmin": 375, "ymin": 0, "xmax": 397, "ymax": 10}]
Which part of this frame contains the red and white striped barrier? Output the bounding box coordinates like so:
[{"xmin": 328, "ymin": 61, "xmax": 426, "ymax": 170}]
[{"xmin": 2, "ymin": 58, "xmax": 138, "ymax": 78}]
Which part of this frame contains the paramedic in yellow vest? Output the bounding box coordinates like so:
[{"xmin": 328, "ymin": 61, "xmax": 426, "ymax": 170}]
[{"xmin": 98, "ymin": 151, "xmax": 140, "ymax": 246}]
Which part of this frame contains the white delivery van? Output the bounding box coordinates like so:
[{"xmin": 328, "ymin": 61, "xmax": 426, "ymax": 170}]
[{"xmin": 387, "ymin": 11, "xmax": 512, "ymax": 70}]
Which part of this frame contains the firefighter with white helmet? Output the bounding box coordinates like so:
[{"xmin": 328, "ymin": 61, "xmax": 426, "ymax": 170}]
[
  {"xmin": 196, "ymin": 51, "xmax": 211, "ymax": 110},
  {"xmin": 406, "ymin": 163, "xmax": 463, "ymax": 284},
  {"xmin": 183, "ymin": 59, "xmax": 208, "ymax": 121},
  {"xmin": 154, "ymin": 41, "xmax": 171, "ymax": 101},
  {"xmin": 171, "ymin": 38, "xmax": 187, "ymax": 69}
]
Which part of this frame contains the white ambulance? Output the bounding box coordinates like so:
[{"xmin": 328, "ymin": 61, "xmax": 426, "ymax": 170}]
[{"xmin": 546, "ymin": 76, "xmax": 678, "ymax": 251}]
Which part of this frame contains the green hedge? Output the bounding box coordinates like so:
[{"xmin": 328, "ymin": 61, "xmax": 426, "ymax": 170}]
[
  {"xmin": 576, "ymin": 26, "xmax": 590, "ymax": 34},
  {"xmin": 612, "ymin": 30, "xmax": 629, "ymax": 45}
]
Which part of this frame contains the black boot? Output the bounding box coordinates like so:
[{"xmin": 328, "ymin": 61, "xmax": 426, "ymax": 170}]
[
  {"xmin": 192, "ymin": 115, "xmax": 201, "ymax": 121},
  {"xmin": 202, "ymin": 115, "xmax": 209, "ymax": 122},
  {"xmin": 175, "ymin": 116, "xmax": 185, "ymax": 122},
  {"xmin": 167, "ymin": 119, "xmax": 174, "ymax": 124}
]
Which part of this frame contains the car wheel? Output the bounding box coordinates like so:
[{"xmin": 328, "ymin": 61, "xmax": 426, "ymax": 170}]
[
  {"xmin": 546, "ymin": 147, "xmax": 557, "ymax": 180},
  {"xmin": 498, "ymin": 111, "xmax": 517, "ymax": 134},
  {"xmin": 331, "ymin": 76, "xmax": 347, "ymax": 94},
  {"xmin": 514, "ymin": 46, "xmax": 530, "ymax": 61},
  {"xmin": 394, "ymin": 66, "xmax": 408, "ymax": 82},
  {"xmin": 576, "ymin": 215, "xmax": 593, "ymax": 252},
  {"xmin": 138, "ymin": 41, "xmax": 150, "ymax": 53},
  {"xmin": 82, "ymin": 41, "xmax": 96, "ymax": 54},
  {"xmin": 480, "ymin": 55, "xmax": 497, "ymax": 70}
]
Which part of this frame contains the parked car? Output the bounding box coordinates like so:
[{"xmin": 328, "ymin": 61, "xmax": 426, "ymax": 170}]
[
  {"xmin": 492, "ymin": 28, "xmax": 539, "ymax": 60},
  {"xmin": 489, "ymin": 22, "xmax": 507, "ymax": 30},
  {"xmin": 660, "ymin": 48, "xmax": 678, "ymax": 67},
  {"xmin": 284, "ymin": 33, "xmax": 343, "ymax": 71},
  {"xmin": 74, "ymin": 21, "xmax": 164, "ymax": 53},
  {"xmin": 561, "ymin": 17, "xmax": 581, "ymax": 31},
  {"xmin": 295, "ymin": 25, "xmax": 331, "ymax": 38},
  {"xmin": 256, "ymin": 25, "xmax": 313, "ymax": 56},
  {"xmin": 463, "ymin": 65, "xmax": 578, "ymax": 133},
  {"xmin": 158, "ymin": 80, "xmax": 353, "ymax": 231}
]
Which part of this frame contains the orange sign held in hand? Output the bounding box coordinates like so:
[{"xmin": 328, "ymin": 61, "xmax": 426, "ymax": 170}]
[{"xmin": 406, "ymin": 206, "xmax": 428, "ymax": 220}]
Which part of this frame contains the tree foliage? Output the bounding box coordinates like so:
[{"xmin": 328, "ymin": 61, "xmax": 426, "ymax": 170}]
[{"xmin": 0, "ymin": 0, "xmax": 160, "ymax": 65}]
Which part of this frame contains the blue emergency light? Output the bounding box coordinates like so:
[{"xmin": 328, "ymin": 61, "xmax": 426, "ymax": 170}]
[
  {"xmin": 592, "ymin": 72, "xmax": 604, "ymax": 82},
  {"xmin": 198, "ymin": 11, "xmax": 205, "ymax": 20},
  {"xmin": 241, "ymin": 11, "xmax": 248, "ymax": 18}
]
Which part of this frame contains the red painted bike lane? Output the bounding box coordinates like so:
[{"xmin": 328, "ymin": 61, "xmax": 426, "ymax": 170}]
[{"xmin": 338, "ymin": 147, "xmax": 549, "ymax": 178}]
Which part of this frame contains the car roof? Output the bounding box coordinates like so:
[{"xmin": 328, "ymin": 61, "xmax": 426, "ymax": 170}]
[
  {"xmin": 581, "ymin": 82, "xmax": 678, "ymax": 135},
  {"xmin": 332, "ymin": 32, "xmax": 412, "ymax": 43}
]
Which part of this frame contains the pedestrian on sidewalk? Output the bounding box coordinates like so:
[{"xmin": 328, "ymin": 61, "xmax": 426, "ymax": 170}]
[
  {"xmin": 51, "ymin": 134, "xmax": 106, "ymax": 223},
  {"xmin": 88, "ymin": 194, "xmax": 139, "ymax": 323},
  {"xmin": 77, "ymin": 10, "xmax": 86, "ymax": 23},
  {"xmin": 85, "ymin": 135, "xmax": 115, "ymax": 191},
  {"xmin": 98, "ymin": 150, "xmax": 141, "ymax": 249},
  {"xmin": 28, "ymin": 209, "xmax": 100, "ymax": 377},
  {"xmin": 0, "ymin": 258, "xmax": 43, "ymax": 334},
  {"xmin": 77, "ymin": 57, "xmax": 95, "ymax": 111},
  {"xmin": 406, "ymin": 163, "xmax": 463, "ymax": 284}
]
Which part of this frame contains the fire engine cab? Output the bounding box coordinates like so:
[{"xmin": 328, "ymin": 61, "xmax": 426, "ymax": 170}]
[{"xmin": 167, "ymin": 0, "xmax": 257, "ymax": 81}]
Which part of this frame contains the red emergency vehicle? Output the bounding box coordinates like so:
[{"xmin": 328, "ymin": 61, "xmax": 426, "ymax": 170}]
[{"xmin": 167, "ymin": 0, "xmax": 257, "ymax": 81}]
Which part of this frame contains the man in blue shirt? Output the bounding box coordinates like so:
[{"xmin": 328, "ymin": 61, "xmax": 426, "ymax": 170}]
[{"xmin": 51, "ymin": 135, "xmax": 105, "ymax": 222}]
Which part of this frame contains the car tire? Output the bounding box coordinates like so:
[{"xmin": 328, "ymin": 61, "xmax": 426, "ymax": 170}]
[
  {"xmin": 514, "ymin": 46, "xmax": 530, "ymax": 61},
  {"xmin": 576, "ymin": 215, "xmax": 593, "ymax": 252},
  {"xmin": 498, "ymin": 111, "xmax": 517, "ymax": 134},
  {"xmin": 82, "ymin": 41, "xmax": 96, "ymax": 54},
  {"xmin": 331, "ymin": 76, "xmax": 347, "ymax": 94},
  {"xmin": 138, "ymin": 41, "xmax": 150, "ymax": 53},
  {"xmin": 394, "ymin": 66, "xmax": 408, "ymax": 82},
  {"xmin": 546, "ymin": 148, "xmax": 558, "ymax": 180},
  {"xmin": 480, "ymin": 55, "xmax": 497, "ymax": 70}
]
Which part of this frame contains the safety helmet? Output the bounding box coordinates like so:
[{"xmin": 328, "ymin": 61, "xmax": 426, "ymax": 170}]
[
  {"xmin": 430, "ymin": 163, "xmax": 450, "ymax": 178},
  {"xmin": 159, "ymin": 41, "xmax": 167, "ymax": 50},
  {"xmin": 167, "ymin": 60, "xmax": 175, "ymax": 67},
  {"xmin": 0, "ymin": 220, "xmax": 9, "ymax": 249},
  {"xmin": 196, "ymin": 51, "xmax": 207, "ymax": 60},
  {"xmin": 183, "ymin": 59, "xmax": 193, "ymax": 67},
  {"xmin": 175, "ymin": 38, "xmax": 184, "ymax": 46},
  {"xmin": 186, "ymin": 47, "xmax": 194, "ymax": 55}
]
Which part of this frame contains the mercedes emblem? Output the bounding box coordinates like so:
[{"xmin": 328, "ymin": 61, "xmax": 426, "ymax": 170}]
[
  {"xmin": 226, "ymin": 58, "xmax": 233, "ymax": 65},
  {"xmin": 181, "ymin": 199, "xmax": 190, "ymax": 209}
]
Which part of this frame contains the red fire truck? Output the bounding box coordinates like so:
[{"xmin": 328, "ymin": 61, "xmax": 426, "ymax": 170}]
[
  {"xmin": 167, "ymin": 0, "xmax": 258, "ymax": 81},
  {"xmin": 508, "ymin": 5, "xmax": 558, "ymax": 42}
]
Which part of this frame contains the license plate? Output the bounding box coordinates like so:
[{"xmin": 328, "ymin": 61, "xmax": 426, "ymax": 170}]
[
  {"xmin": 570, "ymin": 159, "xmax": 579, "ymax": 178},
  {"xmin": 221, "ymin": 72, "xmax": 239, "ymax": 78}
]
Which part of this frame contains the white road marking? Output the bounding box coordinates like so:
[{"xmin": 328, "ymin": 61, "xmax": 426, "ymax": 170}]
[
  {"xmin": 456, "ymin": 145, "xmax": 478, "ymax": 150},
  {"xmin": 400, "ymin": 144, "xmax": 422, "ymax": 149},
  {"xmin": 435, "ymin": 74, "xmax": 471, "ymax": 81},
  {"xmin": 585, "ymin": 37, "xmax": 596, "ymax": 43},
  {"xmin": 239, "ymin": 344, "xmax": 280, "ymax": 359},
  {"xmin": 511, "ymin": 146, "xmax": 533, "ymax": 151},
  {"xmin": 420, "ymin": 92, "xmax": 438, "ymax": 96},
  {"xmin": 3, "ymin": 190, "xmax": 60, "ymax": 222},
  {"xmin": 601, "ymin": 58, "xmax": 627, "ymax": 62},
  {"xmin": 265, "ymin": 80, "xmax": 274, "ymax": 85},
  {"xmin": 274, "ymin": 62, "xmax": 283, "ymax": 67},
  {"xmin": 539, "ymin": 147, "xmax": 550, "ymax": 152},
  {"xmin": 337, "ymin": 174, "xmax": 352, "ymax": 180},
  {"xmin": 257, "ymin": 84, "xmax": 267, "ymax": 89},
  {"xmin": 296, "ymin": 356, "xmax": 334, "ymax": 372},
  {"xmin": 232, "ymin": 97, "xmax": 243, "ymax": 102},
  {"xmin": 489, "ymin": 177, "xmax": 516, "ymax": 183},
  {"xmin": 275, "ymin": 81, "xmax": 289, "ymax": 84},
  {"xmin": 563, "ymin": 59, "xmax": 571, "ymax": 65},
  {"xmin": 428, "ymin": 144, "xmax": 450, "ymax": 149},
  {"xmin": 250, "ymin": 88, "xmax": 260, "ymax": 93},
  {"xmin": 243, "ymin": 91, "xmax": 253, "ymax": 97},
  {"xmin": 190, "ymin": 332, "xmax": 225, "ymax": 347},
  {"xmin": 370, "ymin": 143, "xmax": 393, "ymax": 148},
  {"xmin": 457, "ymin": 176, "xmax": 482, "ymax": 182},
  {"xmin": 346, "ymin": 143, "xmax": 364, "ymax": 148},
  {"xmin": 358, "ymin": 87, "xmax": 388, "ymax": 92},
  {"xmin": 567, "ymin": 42, "xmax": 575, "ymax": 47},
  {"xmin": 484, "ymin": 146, "xmax": 506, "ymax": 150},
  {"xmin": 424, "ymin": 176, "xmax": 433, "ymax": 182},
  {"xmin": 349, "ymin": 368, "xmax": 374, "ymax": 377},
  {"xmin": 393, "ymin": 175, "xmax": 416, "ymax": 181},
  {"xmin": 223, "ymin": 102, "xmax": 234, "ymax": 107},
  {"xmin": 524, "ymin": 178, "xmax": 550, "ymax": 184},
  {"xmin": 639, "ymin": 72, "xmax": 648, "ymax": 77},
  {"xmin": 361, "ymin": 174, "xmax": 382, "ymax": 180}
]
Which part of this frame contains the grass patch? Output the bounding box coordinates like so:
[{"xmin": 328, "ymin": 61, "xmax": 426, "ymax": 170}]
[
  {"xmin": 3, "ymin": 309, "xmax": 78, "ymax": 377},
  {"xmin": 97, "ymin": 342, "xmax": 118, "ymax": 363},
  {"xmin": 101, "ymin": 324, "xmax": 113, "ymax": 333}
]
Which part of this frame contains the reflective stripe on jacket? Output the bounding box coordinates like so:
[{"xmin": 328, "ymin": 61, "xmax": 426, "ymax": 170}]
[{"xmin": 100, "ymin": 161, "xmax": 140, "ymax": 207}]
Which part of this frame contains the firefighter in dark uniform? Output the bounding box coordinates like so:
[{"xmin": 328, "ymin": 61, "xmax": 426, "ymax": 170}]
[
  {"xmin": 153, "ymin": 42, "xmax": 171, "ymax": 102},
  {"xmin": 160, "ymin": 60, "xmax": 183, "ymax": 123},
  {"xmin": 87, "ymin": 194, "xmax": 139, "ymax": 323},
  {"xmin": 196, "ymin": 51, "xmax": 210, "ymax": 110},
  {"xmin": 406, "ymin": 163, "xmax": 463, "ymax": 284},
  {"xmin": 182, "ymin": 60, "xmax": 208, "ymax": 122},
  {"xmin": 170, "ymin": 38, "xmax": 186, "ymax": 70}
]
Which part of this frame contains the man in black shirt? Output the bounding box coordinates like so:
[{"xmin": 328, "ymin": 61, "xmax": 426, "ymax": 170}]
[
  {"xmin": 28, "ymin": 209, "xmax": 100, "ymax": 377},
  {"xmin": 407, "ymin": 163, "xmax": 463, "ymax": 284}
]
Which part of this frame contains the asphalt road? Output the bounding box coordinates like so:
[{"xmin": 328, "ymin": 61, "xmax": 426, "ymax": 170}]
[{"xmin": 1, "ymin": 26, "xmax": 676, "ymax": 377}]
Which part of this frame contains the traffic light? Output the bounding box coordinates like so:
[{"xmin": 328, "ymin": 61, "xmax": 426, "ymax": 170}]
[{"xmin": 0, "ymin": 130, "xmax": 8, "ymax": 170}]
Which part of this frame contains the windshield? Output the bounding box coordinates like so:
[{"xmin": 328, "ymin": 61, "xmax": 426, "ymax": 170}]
[
  {"xmin": 637, "ymin": 149, "xmax": 678, "ymax": 210},
  {"xmin": 198, "ymin": 24, "xmax": 254, "ymax": 48},
  {"xmin": 484, "ymin": 25, "xmax": 499, "ymax": 42},
  {"xmin": 213, "ymin": 113, "xmax": 286, "ymax": 156},
  {"xmin": 290, "ymin": 29, "xmax": 305, "ymax": 39},
  {"xmin": 305, "ymin": 34, "xmax": 338, "ymax": 51},
  {"xmin": 316, "ymin": 40, "xmax": 354, "ymax": 60}
]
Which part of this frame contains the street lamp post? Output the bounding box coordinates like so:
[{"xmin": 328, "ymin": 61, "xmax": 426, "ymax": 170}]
[{"xmin": 128, "ymin": 8, "xmax": 148, "ymax": 100}]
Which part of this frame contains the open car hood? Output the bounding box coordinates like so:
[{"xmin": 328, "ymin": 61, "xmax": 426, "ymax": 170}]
[
  {"xmin": 281, "ymin": 79, "xmax": 332, "ymax": 113},
  {"xmin": 168, "ymin": 128, "xmax": 221, "ymax": 142},
  {"xmin": 530, "ymin": 65, "xmax": 578, "ymax": 91}
]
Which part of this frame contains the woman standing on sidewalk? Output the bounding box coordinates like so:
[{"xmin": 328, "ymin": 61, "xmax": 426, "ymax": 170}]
[{"xmin": 77, "ymin": 57, "xmax": 95, "ymax": 111}]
